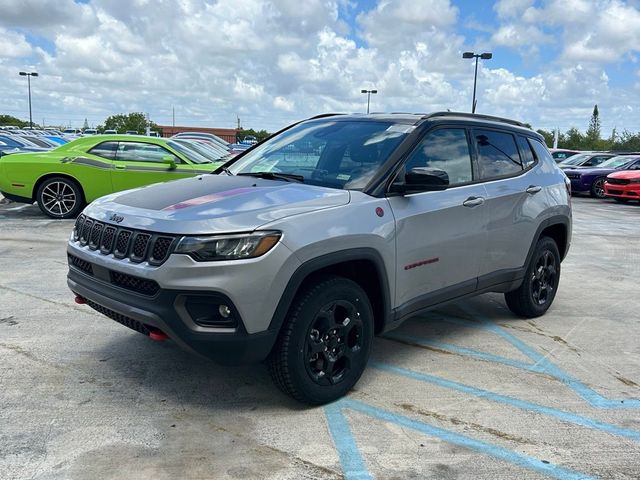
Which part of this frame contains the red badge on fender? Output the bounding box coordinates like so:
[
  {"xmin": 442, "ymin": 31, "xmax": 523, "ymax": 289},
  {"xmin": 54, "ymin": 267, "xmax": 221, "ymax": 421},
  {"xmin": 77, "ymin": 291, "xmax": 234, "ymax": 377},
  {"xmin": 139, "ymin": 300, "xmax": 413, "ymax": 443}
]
[{"xmin": 375, "ymin": 207, "xmax": 384, "ymax": 217}]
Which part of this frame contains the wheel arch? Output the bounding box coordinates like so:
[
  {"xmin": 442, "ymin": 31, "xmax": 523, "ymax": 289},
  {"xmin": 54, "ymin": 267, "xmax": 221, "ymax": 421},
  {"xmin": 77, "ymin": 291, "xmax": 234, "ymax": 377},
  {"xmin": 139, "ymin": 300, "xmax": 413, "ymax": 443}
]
[
  {"xmin": 527, "ymin": 216, "xmax": 570, "ymax": 264},
  {"xmin": 268, "ymin": 248, "xmax": 392, "ymax": 339},
  {"xmin": 33, "ymin": 172, "xmax": 86, "ymax": 203}
]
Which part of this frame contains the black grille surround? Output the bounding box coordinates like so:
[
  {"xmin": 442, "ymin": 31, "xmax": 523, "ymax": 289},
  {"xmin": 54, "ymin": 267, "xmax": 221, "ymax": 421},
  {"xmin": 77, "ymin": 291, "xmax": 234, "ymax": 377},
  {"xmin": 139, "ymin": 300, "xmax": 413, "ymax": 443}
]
[
  {"xmin": 68, "ymin": 253, "xmax": 94, "ymax": 276},
  {"xmin": 72, "ymin": 215, "xmax": 177, "ymax": 266},
  {"xmin": 606, "ymin": 177, "xmax": 630, "ymax": 185},
  {"xmin": 110, "ymin": 271, "xmax": 160, "ymax": 296}
]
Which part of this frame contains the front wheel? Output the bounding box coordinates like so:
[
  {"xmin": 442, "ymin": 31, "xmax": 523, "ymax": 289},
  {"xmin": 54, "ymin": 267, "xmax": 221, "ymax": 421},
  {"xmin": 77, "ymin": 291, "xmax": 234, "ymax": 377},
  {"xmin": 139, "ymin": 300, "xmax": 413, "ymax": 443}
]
[
  {"xmin": 36, "ymin": 177, "xmax": 84, "ymax": 219},
  {"xmin": 505, "ymin": 236, "xmax": 561, "ymax": 318},
  {"xmin": 268, "ymin": 276, "xmax": 374, "ymax": 405},
  {"xmin": 590, "ymin": 177, "xmax": 607, "ymax": 199}
]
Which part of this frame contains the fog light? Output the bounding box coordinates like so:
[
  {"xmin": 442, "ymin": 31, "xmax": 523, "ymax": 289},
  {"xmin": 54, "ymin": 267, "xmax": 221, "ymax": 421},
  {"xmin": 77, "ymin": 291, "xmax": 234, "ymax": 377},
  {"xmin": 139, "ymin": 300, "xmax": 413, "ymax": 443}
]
[{"xmin": 219, "ymin": 305, "xmax": 231, "ymax": 318}]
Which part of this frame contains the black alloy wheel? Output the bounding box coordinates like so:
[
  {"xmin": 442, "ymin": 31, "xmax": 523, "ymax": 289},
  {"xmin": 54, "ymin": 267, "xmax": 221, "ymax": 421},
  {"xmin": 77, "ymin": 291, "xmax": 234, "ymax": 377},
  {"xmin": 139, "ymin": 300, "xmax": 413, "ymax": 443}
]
[
  {"xmin": 36, "ymin": 177, "xmax": 84, "ymax": 219},
  {"xmin": 505, "ymin": 236, "xmax": 561, "ymax": 318},
  {"xmin": 530, "ymin": 250, "xmax": 558, "ymax": 306},
  {"xmin": 590, "ymin": 177, "xmax": 607, "ymax": 199},
  {"xmin": 305, "ymin": 300, "xmax": 364, "ymax": 386},
  {"xmin": 269, "ymin": 275, "xmax": 373, "ymax": 405}
]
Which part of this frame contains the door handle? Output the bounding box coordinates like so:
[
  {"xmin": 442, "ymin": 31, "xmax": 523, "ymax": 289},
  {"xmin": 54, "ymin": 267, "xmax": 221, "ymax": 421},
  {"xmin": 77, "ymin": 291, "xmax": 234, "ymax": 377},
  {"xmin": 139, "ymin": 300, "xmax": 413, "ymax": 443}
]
[
  {"xmin": 114, "ymin": 164, "xmax": 127, "ymax": 170},
  {"xmin": 526, "ymin": 185, "xmax": 542, "ymax": 194},
  {"xmin": 463, "ymin": 196, "xmax": 485, "ymax": 207}
]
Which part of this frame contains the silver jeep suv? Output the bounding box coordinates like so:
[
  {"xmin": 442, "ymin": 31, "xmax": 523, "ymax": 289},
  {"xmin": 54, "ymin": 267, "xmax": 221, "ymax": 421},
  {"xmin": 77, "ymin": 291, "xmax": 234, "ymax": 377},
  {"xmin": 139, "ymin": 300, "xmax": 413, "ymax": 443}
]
[{"xmin": 67, "ymin": 112, "xmax": 572, "ymax": 404}]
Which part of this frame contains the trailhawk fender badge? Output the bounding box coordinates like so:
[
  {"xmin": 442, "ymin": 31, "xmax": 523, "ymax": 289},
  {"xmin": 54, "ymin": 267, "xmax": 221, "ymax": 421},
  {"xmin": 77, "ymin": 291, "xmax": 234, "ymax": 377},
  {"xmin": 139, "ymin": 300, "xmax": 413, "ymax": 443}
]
[{"xmin": 109, "ymin": 213, "xmax": 124, "ymax": 223}]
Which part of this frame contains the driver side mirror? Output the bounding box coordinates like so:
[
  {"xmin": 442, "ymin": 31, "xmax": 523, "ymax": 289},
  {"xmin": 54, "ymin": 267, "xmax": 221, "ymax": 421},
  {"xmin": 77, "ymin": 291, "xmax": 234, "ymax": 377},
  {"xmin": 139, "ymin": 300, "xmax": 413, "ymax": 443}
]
[
  {"xmin": 390, "ymin": 167, "xmax": 450, "ymax": 194},
  {"xmin": 162, "ymin": 155, "xmax": 177, "ymax": 170}
]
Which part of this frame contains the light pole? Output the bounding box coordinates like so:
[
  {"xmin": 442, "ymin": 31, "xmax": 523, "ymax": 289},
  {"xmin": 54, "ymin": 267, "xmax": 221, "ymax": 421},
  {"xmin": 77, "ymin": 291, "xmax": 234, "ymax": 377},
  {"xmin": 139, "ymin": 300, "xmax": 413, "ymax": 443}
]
[
  {"xmin": 462, "ymin": 52, "xmax": 491, "ymax": 113},
  {"xmin": 360, "ymin": 89, "xmax": 377, "ymax": 114},
  {"xmin": 19, "ymin": 71, "xmax": 39, "ymax": 128}
]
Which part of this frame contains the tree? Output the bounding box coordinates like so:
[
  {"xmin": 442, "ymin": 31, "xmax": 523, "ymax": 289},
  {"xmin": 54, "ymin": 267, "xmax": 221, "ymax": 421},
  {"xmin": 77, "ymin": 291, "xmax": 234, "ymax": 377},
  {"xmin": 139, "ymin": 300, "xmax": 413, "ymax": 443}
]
[
  {"xmin": 0, "ymin": 114, "xmax": 28, "ymax": 128},
  {"xmin": 562, "ymin": 127, "xmax": 585, "ymax": 150},
  {"xmin": 585, "ymin": 104, "xmax": 602, "ymax": 150},
  {"xmin": 236, "ymin": 128, "xmax": 271, "ymax": 142},
  {"xmin": 83, "ymin": 118, "xmax": 89, "ymax": 130},
  {"xmin": 536, "ymin": 129, "xmax": 555, "ymax": 148},
  {"xmin": 102, "ymin": 112, "xmax": 158, "ymax": 134}
]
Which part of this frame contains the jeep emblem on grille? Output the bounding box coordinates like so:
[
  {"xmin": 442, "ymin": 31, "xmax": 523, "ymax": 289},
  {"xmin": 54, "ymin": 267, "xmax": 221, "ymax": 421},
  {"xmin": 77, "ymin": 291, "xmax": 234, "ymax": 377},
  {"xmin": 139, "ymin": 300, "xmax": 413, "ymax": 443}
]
[{"xmin": 109, "ymin": 213, "xmax": 124, "ymax": 224}]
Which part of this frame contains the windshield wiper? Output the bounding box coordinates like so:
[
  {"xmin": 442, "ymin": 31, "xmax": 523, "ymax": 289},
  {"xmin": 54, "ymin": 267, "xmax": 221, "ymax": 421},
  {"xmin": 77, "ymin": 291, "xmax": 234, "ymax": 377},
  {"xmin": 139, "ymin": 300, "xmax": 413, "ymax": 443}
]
[{"xmin": 237, "ymin": 171, "xmax": 304, "ymax": 183}]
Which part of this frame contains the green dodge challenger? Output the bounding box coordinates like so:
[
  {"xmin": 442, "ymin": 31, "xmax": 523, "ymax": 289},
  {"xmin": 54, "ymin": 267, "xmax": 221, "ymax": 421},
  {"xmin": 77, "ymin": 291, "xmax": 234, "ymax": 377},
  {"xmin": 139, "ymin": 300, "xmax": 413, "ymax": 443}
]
[{"xmin": 0, "ymin": 135, "xmax": 225, "ymax": 218}]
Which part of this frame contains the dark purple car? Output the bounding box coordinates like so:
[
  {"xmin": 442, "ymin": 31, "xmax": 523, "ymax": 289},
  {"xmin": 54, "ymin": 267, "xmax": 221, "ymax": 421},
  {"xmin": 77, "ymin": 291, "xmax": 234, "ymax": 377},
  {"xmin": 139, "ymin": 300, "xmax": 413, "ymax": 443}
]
[{"xmin": 564, "ymin": 155, "xmax": 640, "ymax": 198}]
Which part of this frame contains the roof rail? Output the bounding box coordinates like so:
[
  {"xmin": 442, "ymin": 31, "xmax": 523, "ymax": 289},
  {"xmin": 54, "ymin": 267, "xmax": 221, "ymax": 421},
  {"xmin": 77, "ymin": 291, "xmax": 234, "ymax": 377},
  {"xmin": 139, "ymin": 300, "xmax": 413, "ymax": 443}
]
[
  {"xmin": 308, "ymin": 113, "xmax": 344, "ymax": 120},
  {"xmin": 423, "ymin": 111, "xmax": 528, "ymax": 128}
]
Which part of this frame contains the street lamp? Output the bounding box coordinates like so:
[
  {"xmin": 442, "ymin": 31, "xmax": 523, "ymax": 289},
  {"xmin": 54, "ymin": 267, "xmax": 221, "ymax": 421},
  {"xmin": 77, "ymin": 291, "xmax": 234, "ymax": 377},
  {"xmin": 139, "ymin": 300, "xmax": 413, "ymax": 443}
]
[
  {"xmin": 360, "ymin": 89, "xmax": 378, "ymax": 114},
  {"xmin": 462, "ymin": 52, "xmax": 491, "ymax": 113},
  {"xmin": 19, "ymin": 71, "xmax": 39, "ymax": 128}
]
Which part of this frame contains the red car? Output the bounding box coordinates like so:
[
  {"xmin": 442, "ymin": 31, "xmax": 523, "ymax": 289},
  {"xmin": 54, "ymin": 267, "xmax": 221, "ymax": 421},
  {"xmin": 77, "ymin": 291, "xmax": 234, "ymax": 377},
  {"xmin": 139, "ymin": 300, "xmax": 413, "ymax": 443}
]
[{"xmin": 604, "ymin": 170, "xmax": 640, "ymax": 202}]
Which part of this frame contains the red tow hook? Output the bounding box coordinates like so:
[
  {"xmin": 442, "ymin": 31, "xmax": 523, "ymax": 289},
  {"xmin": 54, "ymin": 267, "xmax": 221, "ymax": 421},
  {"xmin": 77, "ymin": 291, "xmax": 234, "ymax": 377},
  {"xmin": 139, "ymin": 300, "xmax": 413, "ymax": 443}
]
[
  {"xmin": 149, "ymin": 329, "xmax": 169, "ymax": 342},
  {"xmin": 74, "ymin": 295, "xmax": 87, "ymax": 305}
]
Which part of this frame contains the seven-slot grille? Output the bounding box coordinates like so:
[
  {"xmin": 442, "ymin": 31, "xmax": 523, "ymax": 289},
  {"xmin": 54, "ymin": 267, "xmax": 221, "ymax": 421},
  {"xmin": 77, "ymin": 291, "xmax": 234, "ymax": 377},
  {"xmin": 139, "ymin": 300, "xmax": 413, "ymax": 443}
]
[{"xmin": 73, "ymin": 214, "xmax": 176, "ymax": 265}]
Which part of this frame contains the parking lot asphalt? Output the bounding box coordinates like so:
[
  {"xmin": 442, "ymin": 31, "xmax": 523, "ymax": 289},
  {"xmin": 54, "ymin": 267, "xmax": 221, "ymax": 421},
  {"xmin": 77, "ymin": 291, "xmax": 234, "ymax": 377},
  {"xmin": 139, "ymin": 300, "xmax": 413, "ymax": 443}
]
[{"xmin": 1, "ymin": 196, "xmax": 639, "ymax": 480}]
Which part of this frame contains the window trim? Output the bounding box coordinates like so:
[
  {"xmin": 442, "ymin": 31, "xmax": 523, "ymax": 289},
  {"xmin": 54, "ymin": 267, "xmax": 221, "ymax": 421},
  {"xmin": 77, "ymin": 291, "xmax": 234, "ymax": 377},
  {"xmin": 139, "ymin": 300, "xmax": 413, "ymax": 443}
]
[
  {"xmin": 387, "ymin": 125, "xmax": 477, "ymax": 194},
  {"xmin": 113, "ymin": 141, "xmax": 182, "ymax": 164},
  {"xmin": 470, "ymin": 127, "xmax": 526, "ymax": 182},
  {"xmin": 88, "ymin": 141, "xmax": 120, "ymax": 160}
]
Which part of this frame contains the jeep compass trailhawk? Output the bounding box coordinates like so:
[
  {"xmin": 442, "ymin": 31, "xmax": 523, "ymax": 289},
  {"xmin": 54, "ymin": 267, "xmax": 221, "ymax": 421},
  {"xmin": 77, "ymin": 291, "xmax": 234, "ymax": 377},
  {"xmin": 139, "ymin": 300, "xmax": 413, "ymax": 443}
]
[{"xmin": 67, "ymin": 112, "xmax": 572, "ymax": 404}]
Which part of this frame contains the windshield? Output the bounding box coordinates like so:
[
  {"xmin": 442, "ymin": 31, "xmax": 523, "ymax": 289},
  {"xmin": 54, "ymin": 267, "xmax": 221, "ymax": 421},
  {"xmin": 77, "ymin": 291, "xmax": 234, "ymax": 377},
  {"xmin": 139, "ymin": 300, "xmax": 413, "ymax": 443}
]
[
  {"xmin": 171, "ymin": 139, "xmax": 230, "ymax": 163},
  {"xmin": 559, "ymin": 153, "xmax": 590, "ymax": 166},
  {"xmin": 228, "ymin": 119, "xmax": 412, "ymax": 190},
  {"xmin": 598, "ymin": 156, "xmax": 640, "ymax": 168},
  {"xmin": 167, "ymin": 140, "xmax": 217, "ymax": 164}
]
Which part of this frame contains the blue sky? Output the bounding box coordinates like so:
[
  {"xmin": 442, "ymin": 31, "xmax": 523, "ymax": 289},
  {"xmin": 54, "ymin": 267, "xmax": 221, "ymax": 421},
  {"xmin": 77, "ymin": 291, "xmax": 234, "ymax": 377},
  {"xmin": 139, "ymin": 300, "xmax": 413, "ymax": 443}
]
[{"xmin": 2, "ymin": 0, "xmax": 640, "ymax": 134}]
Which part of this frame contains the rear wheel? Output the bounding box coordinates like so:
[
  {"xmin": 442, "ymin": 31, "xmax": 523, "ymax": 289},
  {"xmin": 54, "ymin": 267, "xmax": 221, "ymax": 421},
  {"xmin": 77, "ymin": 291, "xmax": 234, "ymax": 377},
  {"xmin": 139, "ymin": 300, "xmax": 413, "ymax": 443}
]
[
  {"xmin": 590, "ymin": 177, "xmax": 607, "ymax": 199},
  {"xmin": 268, "ymin": 276, "xmax": 373, "ymax": 405},
  {"xmin": 36, "ymin": 177, "xmax": 84, "ymax": 219},
  {"xmin": 505, "ymin": 236, "xmax": 561, "ymax": 318}
]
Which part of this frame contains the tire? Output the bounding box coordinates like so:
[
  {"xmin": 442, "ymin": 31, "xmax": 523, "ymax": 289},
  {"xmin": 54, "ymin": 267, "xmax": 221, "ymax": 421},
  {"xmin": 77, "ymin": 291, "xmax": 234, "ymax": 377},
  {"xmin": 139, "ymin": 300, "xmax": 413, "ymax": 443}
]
[
  {"xmin": 36, "ymin": 177, "xmax": 84, "ymax": 219},
  {"xmin": 505, "ymin": 236, "xmax": 561, "ymax": 318},
  {"xmin": 590, "ymin": 177, "xmax": 607, "ymax": 199},
  {"xmin": 268, "ymin": 275, "xmax": 374, "ymax": 405}
]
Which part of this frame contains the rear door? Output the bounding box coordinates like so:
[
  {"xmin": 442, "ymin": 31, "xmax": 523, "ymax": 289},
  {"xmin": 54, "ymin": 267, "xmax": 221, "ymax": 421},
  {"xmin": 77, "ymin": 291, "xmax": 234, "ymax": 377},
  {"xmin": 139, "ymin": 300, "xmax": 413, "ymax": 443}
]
[
  {"xmin": 110, "ymin": 141, "xmax": 195, "ymax": 192},
  {"xmin": 473, "ymin": 129, "xmax": 540, "ymax": 286},
  {"xmin": 387, "ymin": 127, "xmax": 488, "ymax": 313}
]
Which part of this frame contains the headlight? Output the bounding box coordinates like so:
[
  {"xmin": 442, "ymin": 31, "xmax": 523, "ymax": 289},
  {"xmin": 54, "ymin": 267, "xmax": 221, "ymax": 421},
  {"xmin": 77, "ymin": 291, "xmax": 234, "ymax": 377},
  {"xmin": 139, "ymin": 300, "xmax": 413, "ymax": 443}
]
[{"xmin": 175, "ymin": 231, "xmax": 281, "ymax": 261}]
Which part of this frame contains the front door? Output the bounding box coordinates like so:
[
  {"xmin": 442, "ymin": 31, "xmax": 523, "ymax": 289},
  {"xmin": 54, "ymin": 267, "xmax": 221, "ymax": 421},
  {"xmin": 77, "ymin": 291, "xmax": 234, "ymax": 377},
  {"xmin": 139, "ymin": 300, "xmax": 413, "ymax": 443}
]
[
  {"xmin": 387, "ymin": 127, "xmax": 488, "ymax": 313},
  {"xmin": 110, "ymin": 141, "xmax": 194, "ymax": 192}
]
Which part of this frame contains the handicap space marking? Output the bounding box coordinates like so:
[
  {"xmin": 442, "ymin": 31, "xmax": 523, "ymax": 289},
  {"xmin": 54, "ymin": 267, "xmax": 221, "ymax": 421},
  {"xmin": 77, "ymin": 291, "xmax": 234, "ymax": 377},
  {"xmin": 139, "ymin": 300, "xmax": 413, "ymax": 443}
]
[
  {"xmin": 325, "ymin": 399, "xmax": 595, "ymax": 480},
  {"xmin": 384, "ymin": 306, "xmax": 640, "ymax": 409},
  {"xmin": 371, "ymin": 362, "xmax": 640, "ymax": 442}
]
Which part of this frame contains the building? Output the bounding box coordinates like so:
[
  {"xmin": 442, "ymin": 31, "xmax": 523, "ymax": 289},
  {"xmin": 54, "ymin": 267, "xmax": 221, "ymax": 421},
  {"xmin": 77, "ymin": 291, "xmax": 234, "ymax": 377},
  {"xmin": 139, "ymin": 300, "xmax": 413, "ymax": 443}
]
[{"xmin": 157, "ymin": 125, "xmax": 238, "ymax": 143}]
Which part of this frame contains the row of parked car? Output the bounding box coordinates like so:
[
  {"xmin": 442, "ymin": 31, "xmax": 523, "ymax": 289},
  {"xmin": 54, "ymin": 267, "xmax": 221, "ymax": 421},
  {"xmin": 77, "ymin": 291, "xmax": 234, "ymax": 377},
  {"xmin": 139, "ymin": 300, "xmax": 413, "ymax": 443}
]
[
  {"xmin": 0, "ymin": 129, "xmax": 257, "ymax": 218},
  {"xmin": 550, "ymin": 149, "xmax": 640, "ymax": 203}
]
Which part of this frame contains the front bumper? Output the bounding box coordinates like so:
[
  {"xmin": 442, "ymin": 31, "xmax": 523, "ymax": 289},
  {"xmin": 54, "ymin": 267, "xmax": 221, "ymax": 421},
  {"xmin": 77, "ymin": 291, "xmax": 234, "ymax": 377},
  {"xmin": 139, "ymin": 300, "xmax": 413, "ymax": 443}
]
[
  {"xmin": 604, "ymin": 183, "xmax": 640, "ymax": 200},
  {"xmin": 68, "ymin": 267, "xmax": 277, "ymax": 365}
]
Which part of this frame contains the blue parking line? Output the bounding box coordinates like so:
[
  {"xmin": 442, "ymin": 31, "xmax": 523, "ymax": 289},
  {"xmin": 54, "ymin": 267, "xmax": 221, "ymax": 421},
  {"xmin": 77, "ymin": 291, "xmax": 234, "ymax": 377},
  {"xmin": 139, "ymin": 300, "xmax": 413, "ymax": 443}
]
[
  {"xmin": 325, "ymin": 402, "xmax": 373, "ymax": 480},
  {"xmin": 326, "ymin": 399, "xmax": 594, "ymax": 480},
  {"xmin": 371, "ymin": 362, "xmax": 640, "ymax": 441},
  {"xmin": 454, "ymin": 305, "xmax": 640, "ymax": 409},
  {"xmin": 384, "ymin": 332, "xmax": 542, "ymax": 373}
]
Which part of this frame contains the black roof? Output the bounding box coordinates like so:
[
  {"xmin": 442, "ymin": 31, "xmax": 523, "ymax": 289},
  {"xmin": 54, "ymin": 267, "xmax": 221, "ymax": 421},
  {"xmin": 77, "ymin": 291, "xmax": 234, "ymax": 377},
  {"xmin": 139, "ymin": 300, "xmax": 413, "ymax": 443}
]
[{"xmin": 308, "ymin": 111, "xmax": 533, "ymax": 132}]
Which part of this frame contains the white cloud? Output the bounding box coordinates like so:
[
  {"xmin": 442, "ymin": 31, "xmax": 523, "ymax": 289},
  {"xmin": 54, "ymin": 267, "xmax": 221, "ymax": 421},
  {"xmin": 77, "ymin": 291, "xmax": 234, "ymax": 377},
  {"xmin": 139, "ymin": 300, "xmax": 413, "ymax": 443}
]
[{"xmin": 0, "ymin": 0, "xmax": 640, "ymax": 135}]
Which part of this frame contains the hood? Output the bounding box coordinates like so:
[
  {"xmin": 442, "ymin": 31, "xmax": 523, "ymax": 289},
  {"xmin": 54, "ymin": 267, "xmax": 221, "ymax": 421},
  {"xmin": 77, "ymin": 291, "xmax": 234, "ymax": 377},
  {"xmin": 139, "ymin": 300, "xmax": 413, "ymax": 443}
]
[
  {"xmin": 84, "ymin": 174, "xmax": 350, "ymax": 234},
  {"xmin": 608, "ymin": 170, "xmax": 640, "ymax": 179}
]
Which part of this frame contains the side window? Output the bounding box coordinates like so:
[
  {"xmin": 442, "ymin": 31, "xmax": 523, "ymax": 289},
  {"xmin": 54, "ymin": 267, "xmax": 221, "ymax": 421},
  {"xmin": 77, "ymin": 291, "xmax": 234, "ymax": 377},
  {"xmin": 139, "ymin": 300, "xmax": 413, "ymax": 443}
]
[
  {"xmin": 474, "ymin": 129, "xmax": 522, "ymax": 179},
  {"xmin": 590, "ymin": 155, "xmax": 610, "ymax": 166},
  {"xmin": 516, "ymin": 136, "xmax": 535, "ymax": 168},
  {"xmin": 403, "ymin": 128, "xmax": 473, "ymax": 185},
  {"xmin": 89, "ymin": 142, "xmax": 119, "ymax": 160},
  {"xmin": 116, "ymin": 142, "xmax": 180, "ymax": 163},
  {"xmin": 529, "ymin": 138, "xmax": 555, "ymax": 165}
]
